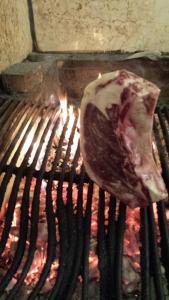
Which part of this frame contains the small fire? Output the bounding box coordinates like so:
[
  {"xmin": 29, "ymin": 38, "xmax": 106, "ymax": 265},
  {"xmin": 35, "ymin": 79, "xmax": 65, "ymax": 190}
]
[
  {"xmin": 1, "ymin": 95, "xmax": 169, "ymax": 297},
  {"xmin": 59, "ymin": 96, "xmax": 81, "ymax": 166},
  {"xmin": 11, "ymin": 203, "xmax": 20, "ymax": 227},
  {"xmin": 65, "ymin": 105, "xmax": 75, "ymax": 140},
  {"xmin": 98, "ymin": 73, "xmax": 102, "ymax": 79},
  {"xmin": 0, "ymin": 95, "xmax": 82, "ymax": 294},
  {"xmin": 60, "ymin": 94, "xmax": 68, "ymax": 124},
  {"xmin": 89, "ymin": 251, "xmax": 99, "ymax": 280},
  {"xmin": 21, "ymin": 126, "xmax": 37, "ymax": 158},
  {"xmin": 15, "ymin": 95, "xmax": 81, "ymax": 172}
]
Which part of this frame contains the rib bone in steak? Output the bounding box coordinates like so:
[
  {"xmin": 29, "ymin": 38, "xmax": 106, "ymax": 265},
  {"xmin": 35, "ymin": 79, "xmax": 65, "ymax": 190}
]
[{"xmin": 80, "ymin": 70, "xmax": 167, "ymax": 208}]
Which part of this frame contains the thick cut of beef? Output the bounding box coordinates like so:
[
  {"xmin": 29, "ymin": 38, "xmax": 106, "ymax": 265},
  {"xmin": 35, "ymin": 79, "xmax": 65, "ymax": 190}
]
[{"xmin": 80, "ymin": 69, "xmax": 167, "ymax": 208}]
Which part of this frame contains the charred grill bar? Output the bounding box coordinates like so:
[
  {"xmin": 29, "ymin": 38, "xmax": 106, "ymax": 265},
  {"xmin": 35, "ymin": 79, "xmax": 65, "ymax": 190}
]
[{"xmin": 0, "ymin": 98, "xmax": 168, "ymax": 299}]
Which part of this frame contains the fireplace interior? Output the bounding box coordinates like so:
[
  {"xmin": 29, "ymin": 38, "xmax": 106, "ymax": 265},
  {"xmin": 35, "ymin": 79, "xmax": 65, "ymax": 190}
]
[{"xmin": 0, "ymin": 54, "xmax": 169, "ymax": 300}]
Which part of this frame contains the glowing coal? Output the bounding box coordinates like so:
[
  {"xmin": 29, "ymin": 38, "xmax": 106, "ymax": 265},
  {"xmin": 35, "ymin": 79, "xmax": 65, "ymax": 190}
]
[{"xmin": 0, "ymin": 97, "xmax": 168, "ymax": 298}]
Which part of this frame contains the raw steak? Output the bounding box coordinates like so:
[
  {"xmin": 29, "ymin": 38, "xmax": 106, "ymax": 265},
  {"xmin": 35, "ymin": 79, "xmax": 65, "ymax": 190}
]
[{"xmin": 80, "ymin": 69, "xmax": 167, "ymax": 207}]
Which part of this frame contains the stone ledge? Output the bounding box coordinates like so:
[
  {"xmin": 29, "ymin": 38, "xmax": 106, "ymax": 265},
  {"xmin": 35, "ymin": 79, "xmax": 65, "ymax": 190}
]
[
  {"xmin": 1, "ymin": 62, "xmax": 43, "ymax": 93},
  {"xmin": 1, "ymin": 54, "xmax": 169, "ymax": 108},
  {"xmin": 27, "ymin": 53, "xmax": 169, "ymax": 104},
  {"xmin": 0, "ymin": 60, "xmax": 62, "ymax": 107}
]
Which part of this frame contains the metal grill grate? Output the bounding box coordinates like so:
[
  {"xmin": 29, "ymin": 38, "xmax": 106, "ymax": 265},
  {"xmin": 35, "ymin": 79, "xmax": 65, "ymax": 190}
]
[{"xmin": 0, "ymin": 98, "xmax": 168, "ymax": 300}]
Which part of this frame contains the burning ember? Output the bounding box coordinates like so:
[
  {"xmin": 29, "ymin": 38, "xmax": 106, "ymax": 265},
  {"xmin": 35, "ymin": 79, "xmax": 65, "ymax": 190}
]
[
  {"xmin": 0, "ymin": 96, "xmax": 84, "ymax": 297},
  {"xmin": 0, "ymin": 95, "xmax": 169, "ymax": 299}
]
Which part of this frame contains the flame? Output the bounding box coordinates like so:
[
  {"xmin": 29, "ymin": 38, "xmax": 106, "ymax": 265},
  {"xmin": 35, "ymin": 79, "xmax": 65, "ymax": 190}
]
[
  {"xmin": 14, "ymin": 94, "xmax": 81, "ymax": 172},
  {"xmin": 59, "ymin": 96, "xmax": 80, "ymax": 164},
  {"xmin": 124, "ymin": 207, "xmax": 140, "ymax": 257},
  {"xmin": 11, "ymin": 209, "xmax": 18, "ymax": 227},
  {"xmin": 22, "ymin": 130, "xmax": 35, "ymax": 155},
  {"xmin": 60, "ymin": 95, "xmax": 68, "ymax": 124},
  {"xmin": 89, "ymin": 251, "xmax": 100, "ymax": 280},
  {"xmin": 1, "ymin": 173, "xmax": 169, "ymax": 294},
  {"xmin": 65, "ymin": 105, "xmax": 75, "ymax": 141},
  {"xmin": 18, "ymin": 117, "xmax": 43, "ymax": 167},
  {"xmin": 1, "ymin": 102, "xmax": 169, "ymax": 296},
  {"xmin": 98, "ymin": 73, "xmax": 102, "ymax": 79},
  {"xmin": 77, "ymin": 108, "xmax": 80, "ymax": 129}
]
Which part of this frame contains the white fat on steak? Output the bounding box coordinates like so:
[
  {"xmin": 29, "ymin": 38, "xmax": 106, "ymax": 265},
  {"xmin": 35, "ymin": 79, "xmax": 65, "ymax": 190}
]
[{"xmin": 80, "ymin": 69, "xmax": 167, "ymax": 208}]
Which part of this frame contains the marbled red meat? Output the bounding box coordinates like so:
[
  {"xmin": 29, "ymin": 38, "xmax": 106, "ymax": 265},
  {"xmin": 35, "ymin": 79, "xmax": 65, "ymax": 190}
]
[{"xmin": 80, "ymin": 69, "xmax": 167, "ymax": 208}]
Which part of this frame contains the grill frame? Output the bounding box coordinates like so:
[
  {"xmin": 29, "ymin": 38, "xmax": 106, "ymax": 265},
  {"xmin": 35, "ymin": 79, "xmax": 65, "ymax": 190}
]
[{"xmin": 0, "ymin": 98, "xmax": 168, "ymax": 299}]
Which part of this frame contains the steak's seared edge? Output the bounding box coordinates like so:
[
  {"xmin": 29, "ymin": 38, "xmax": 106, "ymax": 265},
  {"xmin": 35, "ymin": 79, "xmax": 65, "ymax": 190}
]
[{"xmin": 80, "ymin": 69, "xmax": 167, "ymax": 208}]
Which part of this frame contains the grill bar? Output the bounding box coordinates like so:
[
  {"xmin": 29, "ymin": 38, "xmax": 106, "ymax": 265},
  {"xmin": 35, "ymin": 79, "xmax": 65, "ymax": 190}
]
[
  {"xmin": 64, "ymin": 166, "xmax": 85, "ymax": 300},
  {"xmin": 0, "ymin": 99, "xmax": 14, "ymax": 120},
  {"xmin": 147, "ymin": 202, "xmax": 165, "ymax": 300},
  {"xmin": 0, "ymin": 97, "xmax": 4, "ymax": 106},
  {"xmin": 153, "ymin": 116, "xmax": 169, "ymax": 193},
  {"xmin": 157, "ymin": 108, "xmax": 169, "ymax": 153},
  {"xmin": 107, "ymin": 197, "xmax": 116, "ymax": 299},
  {"xmin": 0, "ymin": 102, "xmax": 29, "ymax": 155},
  {"xmin": 0, "ymin": 100, "xmax": 20, "ymax": 129},
  {"xmin": 165, "ymin": 108, "xmax": 169, "ymax": 123},
  {"xmin": 48, "ymin": 113, "xmax": 79, "ymax": 299},
  {"xmin": 114, "ymin": 203, "xmax": 126, "ymax": 300},
  {"xmin": 1, "ymin": 108, "xmax": 59, "ymax": 297},
  {"xmin": 11, "ymin": 110, "xmax": 59, "ymax": 291},
  {"xmin": 25, "ymin": 110, "xmax": 59, "ymax": 300},
  {"xmin": 0, "ymin": 106, "xmax": 53, "ymax": 295},
  {"xmin": 157, "ymin": 201, "xmax": 169, "ymax": 286},
  {"xmin": 0, "ymin": 107, "xmax": 41, "ymax": 208},
  {"xmin": 140, "ymin": 208, "xmax": 150, "ymax": 300},
  {"xmin": 0, "ymin": 107, "xmax": 49, "ymax": 255},
  {"xmin": 54, "ymin": 145, "xmax": 81, "ymax": 299},
  {"xmin": 0, "ymin": 100, "xmax": 168, "ymax": 300},
  {"xmin": 0, "ymin": 105, "xmax": 39, "ymax": 175},
  {"xmin": 26, "ymin": 115, "xmax": 71, "ymax": 300},
  {"xmin": 2, "ymin": 165, "xmax": 89, "ymax": 183},
  {"xmin": 82, "ymin": 180, "xmax": 93, "ymax": 300},
  {"xmin": 98, "ymin": 189, "xmax": 109, "ymax": 299}
]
